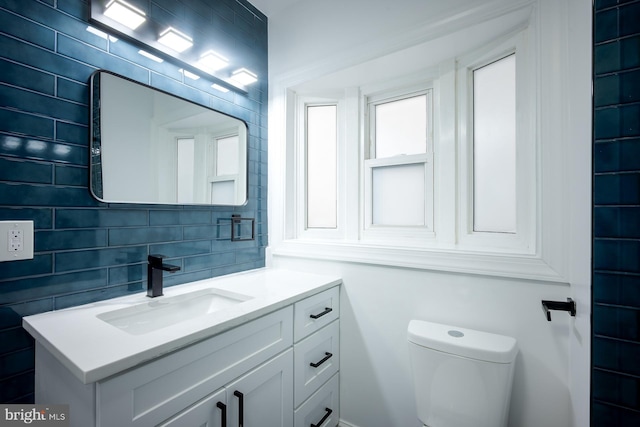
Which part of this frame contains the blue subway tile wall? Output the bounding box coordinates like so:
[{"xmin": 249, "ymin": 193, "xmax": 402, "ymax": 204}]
[
  {"xmin": 0, "ymin": 0, "xmax": 267, "ymax": 403},
  {"xmin": 593, "ymin": 0, "xmax": 640, "ymax": 424}
]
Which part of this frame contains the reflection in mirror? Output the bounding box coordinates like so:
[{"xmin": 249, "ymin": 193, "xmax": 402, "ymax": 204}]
[{"xmin": 90, "ymin": 70, "xmax": 248, "ymax": 205}]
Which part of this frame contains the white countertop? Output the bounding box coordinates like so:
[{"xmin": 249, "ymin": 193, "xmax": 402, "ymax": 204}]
[{"xmin": 23, "ymin": 268, "xmax": 341, "ymax": 384}]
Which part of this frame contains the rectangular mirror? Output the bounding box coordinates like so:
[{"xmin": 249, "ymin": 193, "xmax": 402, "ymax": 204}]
[{"xmin": 89, "ymin": 70, "xmax": 248, "ymax": 205}]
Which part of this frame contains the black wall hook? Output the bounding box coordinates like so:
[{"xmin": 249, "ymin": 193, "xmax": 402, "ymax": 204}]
[{"xmin": 541, "ymin": 298, "xmax": 576, "ymax": 321}]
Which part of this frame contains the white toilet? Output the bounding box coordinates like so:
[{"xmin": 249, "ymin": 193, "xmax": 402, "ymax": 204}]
[{"xmin": 407, "ymin": 320, "xmax": 518, "ymax": 427}]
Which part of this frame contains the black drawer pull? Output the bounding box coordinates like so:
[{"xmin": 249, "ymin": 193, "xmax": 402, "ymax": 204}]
[
  {"xmin": 310, "ymin": 407, "xmax": 333, "ymax": 427},
  {"xmin": 216, "ymin": 402, "xmax": 226, "ymax": 426},
  {"xmin": 310, "ymin": 352, "xmax": 333, "ymax": 368},
  {"xmin": 310, "ymin": 307, "xmax": 332, "ymax": 319},
  {"xmin": 234, "ymin": 390, "xmax": 244, "ymax": 427}
]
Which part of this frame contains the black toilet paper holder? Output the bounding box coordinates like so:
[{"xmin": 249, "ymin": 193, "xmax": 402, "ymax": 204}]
[{"xmin": 541, "ymin": 298, "xmax": 576, "ymax": 321}]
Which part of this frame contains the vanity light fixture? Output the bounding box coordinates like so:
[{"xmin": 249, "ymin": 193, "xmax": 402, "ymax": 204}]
[
  {"xmin": 180, "ymin": 69, "xmax": 200, "ymax": 80},
  {"xmin": 230, "ymin": 68, "xmax": 258, "ymax": 86},
  {"xmin": 103, "ymin": 0, "xmax": 146, "ymax": 30},
  {"xmin": 86, "ymin": 26, "xmax": 118, "ymax": 42},
  {"xmin": 197, "ymin": 50, "xmax": 229, "ymax": 72},
  {"xmin": 211, "ymin": 83, "xmax": 229, "ymax": 93},
  {"xmin": 158, "ymin": 27, "xmax": 193, "ymax": 53},
  {"xmin": 138, "ymin": 50, "xmax": 163, "ymax": 63}
]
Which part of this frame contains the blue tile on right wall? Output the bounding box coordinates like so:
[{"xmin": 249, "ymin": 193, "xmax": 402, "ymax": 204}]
[
  {"xmin": 594, "ymin": 138, "xmax": 640, "ymax": 173},
  {"xmin": 593, "ymin": 239, "xmax": 640, "ymax": 275},
  {"xmin": 592, "ymin": 401, "xmax": 640, "ymax": 426},
  {"xmin": 593, "ymin": 272, "xmax": 640, "ymax": 307},
  {"xmin": 593, "ymin": 173, "xmax": 640, "ymax": 205},
  {"xmin": 592, "ymin": 369, "xmax": 640, "ymax": 412},
  {"xmin": 593, "ymin": 336, "xmax": 640, "ymax": 376}
]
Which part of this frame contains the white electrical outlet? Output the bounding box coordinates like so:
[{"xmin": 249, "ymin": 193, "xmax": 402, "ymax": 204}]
[
  {"xmin": 9, "ymin": 229, "xmax": 23, "ymax": 252},
  {"xmin": 0, "ymin": 221, "xmax": 34, "ymax": 262}
]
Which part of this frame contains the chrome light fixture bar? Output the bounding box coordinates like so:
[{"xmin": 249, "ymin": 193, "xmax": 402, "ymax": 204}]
[
  {"xmin": 103, "ymin": 0, "xmax": 146, "ymax": 30},
  {"xmin": 89, "ymin": 0, "xmax": 253, "ymax": 93},
  {"xmin": 86, "ymin": 25, "xmax": 118, "ymax": 42},
  {"xmin": 180, "ymin": 69, "xmax": 200, "ymax": 80},
  {"xmin": 138, "ymin": 50, "xmax": 163, "ymax": 63},
  {"xmin": 197, "ymin": 50, "xmax": 229, "ymax": 72},
  {"xmin": 211, "ymin": 83, "xmax": 229, "ymax": 93},
  {"xmin": 158, "ymin": 27, "xmax": 193, "ymax": 52},
  {"xmin": 230, "ymin": 68, "xmax": 258, "ymax": 86}
]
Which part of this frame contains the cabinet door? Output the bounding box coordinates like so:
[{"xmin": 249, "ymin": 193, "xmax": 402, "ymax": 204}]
[
  {"xmin": 98, "ymin": 307, "xmax": 292, "ymax": 427},
  {"xmin": 158, "ymin": 388, "xmax": 227, "ymax": 427},
  {"xmin": 227, "ymin": 349, "xmax": 293, "ymax": 427}
]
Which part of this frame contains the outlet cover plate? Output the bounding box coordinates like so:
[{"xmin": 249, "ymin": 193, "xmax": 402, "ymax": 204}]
[{"xmin": 0, "ymin": 220, "xmax": 34, "ymax": 262}]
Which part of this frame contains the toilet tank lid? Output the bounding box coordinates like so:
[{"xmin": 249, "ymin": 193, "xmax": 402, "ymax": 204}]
[{"xmin": 408, "ymin": 320, "xmax": 518, "ymax": 363}]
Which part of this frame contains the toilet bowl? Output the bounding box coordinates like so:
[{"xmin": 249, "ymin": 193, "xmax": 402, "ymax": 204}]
[{"xmin": 407, "ymin": 320, "xmax": 517, "ymax": 427}]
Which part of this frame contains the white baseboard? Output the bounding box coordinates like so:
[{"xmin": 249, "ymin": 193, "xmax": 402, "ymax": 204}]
[{"xmin": 338, "ymin": 420, "xmax": 360, "ymax": 427}]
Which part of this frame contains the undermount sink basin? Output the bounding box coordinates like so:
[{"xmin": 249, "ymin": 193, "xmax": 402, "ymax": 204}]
[{"xmin": 97, "ymin": 288, "xmax": 253, "ymax": 335}]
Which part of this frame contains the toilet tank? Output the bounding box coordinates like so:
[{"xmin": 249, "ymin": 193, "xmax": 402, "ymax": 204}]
[{"xmin": 407, "ymin": 320, "xmax": 518, "ymax": 427}]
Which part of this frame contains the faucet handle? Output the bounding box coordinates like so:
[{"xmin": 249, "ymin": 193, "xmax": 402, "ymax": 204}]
[{"xmin": 148, "ymin": 254, "xmax": 167, "ymax": 265}]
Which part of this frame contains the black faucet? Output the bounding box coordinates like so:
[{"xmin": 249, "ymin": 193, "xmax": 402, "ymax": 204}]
[{"xmin": 147, "ymin": 254, "xmax": 181, "ymax": 298}]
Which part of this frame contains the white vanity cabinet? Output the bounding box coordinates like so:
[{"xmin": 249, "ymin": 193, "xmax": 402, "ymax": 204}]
[
  {"xmin": 159, "ymin": 349, "xmax": 293, "ymax": 427},
  {"xmin": 31, "ymin": 276, "xmax": 341, "ymax": 427},
  {"xmin": 293, "ymin": 286, "xmax": 340, "ymax": 427}
]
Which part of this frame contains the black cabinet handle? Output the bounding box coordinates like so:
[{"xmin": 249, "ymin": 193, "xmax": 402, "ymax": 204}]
[
  {"xmin": 310, "ymin": 307, "xmax": 332, "ymax": 319},
  {"xmin": 310, "ymin": 407, "xmax": 333, "ymax": 427},
  {"xmin": 310, "ymin": 352, "xmax": 333, "ymax": 368},
  {"xmin": 234, "ymin": 391, "xmax": 244, "ymax": 427},
  {"xmin": 217, "ymin": 402, "xmax": 226, "ymax": 427}
]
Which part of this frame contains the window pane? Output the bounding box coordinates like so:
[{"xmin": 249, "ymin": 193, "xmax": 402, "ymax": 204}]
[
  {"xmin": 375, "ymin": 95, "xmax": 427, "ymax": 159},
  {"xmin": 211, "ymin": 180, "xmax": 235, "ymax": 205},
  {"xmin": 372, "ymin": 163, "xmax": 425, "ymax": 226},
  {"xmin": 307, "ymin": 105, "xmax": 337, "ymax": 228},
  {"xmin": 473, "ymin": 54, "xmax": 516, "ymax": 233},
  {"xmin": 216, "ymin": 135, "xmax": 239, "ymax": 176},
  {"xmin": 176, "ymin": 138, "xmax": 195, "ymax": 204}
]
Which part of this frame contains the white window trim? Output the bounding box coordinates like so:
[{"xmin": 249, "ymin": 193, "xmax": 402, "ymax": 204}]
[
  {"xmin": 456, "ymin": 29, "xmax": 537, "ymax": 254},
  {"xmin": 272, "ymin": 5, "xmax": 570, "ymax": 283},
  {"xmin": 295, "ymin": 95, "xmax": 346, "ymax": 240},
  {"xmin": 361, "ymin": 87, "xmax": 435, "ymax": 244},
  {"xmin": 209, "ymin": 133, "xmax": 242, "ymax": 205}
]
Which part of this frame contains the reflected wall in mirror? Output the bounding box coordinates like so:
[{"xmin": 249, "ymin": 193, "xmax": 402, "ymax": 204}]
[{"xmin": 90, "ymin": 70, "xmax": 248, "ymax": 205}]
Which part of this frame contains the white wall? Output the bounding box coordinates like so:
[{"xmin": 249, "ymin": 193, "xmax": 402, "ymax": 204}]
[
  {"xmin": 566, "ymin": 0, "xmax": 592, "ymax": 425},
  {"xmin": 265, "ymin": 0, "xmax": 591, "ymax": 426},
  {"xmin": 271, "ymin": 258, "xmax": 572, "ymax": 427}
]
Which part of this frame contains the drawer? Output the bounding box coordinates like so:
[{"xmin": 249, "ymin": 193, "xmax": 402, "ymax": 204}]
[
  {"xmin": 294, "ymin": 286, "xmax": 339, "ymax": 342},
  {"xmin": 294, "ymin": 373, "xmax": 339, "ymax": 427},
  {"xmin": 98, "ymin": 306, "xmax": 293, "ymax": 427},
  {"xmin": 294, "ymin": 320, "xmax": 339, "ymax": 407}
]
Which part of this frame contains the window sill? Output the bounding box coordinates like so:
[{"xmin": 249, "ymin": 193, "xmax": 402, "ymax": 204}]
[{"xmin": 270, "ymin": 239, "xmax": 568, "ymax": 284}]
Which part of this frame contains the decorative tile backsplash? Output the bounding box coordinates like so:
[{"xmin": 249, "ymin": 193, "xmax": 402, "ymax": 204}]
[
  {"xmin": 0, "ymin": 0, "xmax": 267, "ymax": 403},
  {"xmin": 592, "ymin": 0, "xmax": 640, "ymax": 424}
]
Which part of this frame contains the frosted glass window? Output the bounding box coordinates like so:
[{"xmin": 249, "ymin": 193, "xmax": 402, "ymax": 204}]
[
  {"xmin": 473, "ymin": 54, "xmax": 516, "ymax": 233},
  {"xmin": 374, "ymin": 95, "xmax": 427, "ymax": 159},
  {"xmin": 372, "ymin": 163, "xmax": 425, "ymax": 226},
  {"xmin": 176, "ymin": 138, "xmax": 195, "ymax": 204},
  {"xmin": 216, "ymin": 135, "xmax": 239, "ymax": 176},
  {"xmin": 211, "ymin": 180, "xmax": 234, "ymax": 205},
  {"xmin": 306, "ymin": 105, "xmax": 338, "ymax": 229}
]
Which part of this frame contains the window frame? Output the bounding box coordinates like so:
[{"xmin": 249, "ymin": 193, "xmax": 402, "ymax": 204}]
[
  {"xmin": 208, "ymin": 132, "xmax": 243, "ymax": 205},
  {"xmin": 362, "ymin": 86, "xmax": 435, "ymax": 244},
  {"xmin": 456, "ymin": 30, "xmax": 537, "ymax": 254},
  {"xmin": 275, "ymin": 22, "xmax": 565, "ymax": 282},
  {"xmin": 295, "ymin": 95, "xmax": 346, "ymax": 240}
]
